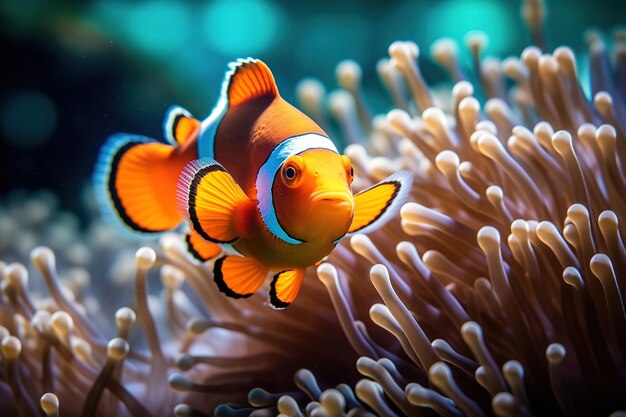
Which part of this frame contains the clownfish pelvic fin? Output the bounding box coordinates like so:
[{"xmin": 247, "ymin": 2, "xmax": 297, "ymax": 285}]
[
  {"xmin": 269, "ymin": 269, "xmax": 306, "ymax": 309},
  {"xmin": 184, "ymin": 232, "xmax": 222, "ymax": 262},
  {"xmin": 213, "ymin": 255, "xmax": 269, "ymax": 299}
]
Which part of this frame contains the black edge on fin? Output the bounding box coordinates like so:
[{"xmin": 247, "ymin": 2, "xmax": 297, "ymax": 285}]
[
  {"xmin": 269, "ymin": 271, "xmax": 291, "ymax": 309},
  {"xmin": 213, "ymin": 256, "xmax": 253, "ymax": 299}
]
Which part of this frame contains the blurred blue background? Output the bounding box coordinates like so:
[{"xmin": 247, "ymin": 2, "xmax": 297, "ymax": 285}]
[{"xmin": 1, "ymin": 0, "xmax": 624, "ymax": 216}]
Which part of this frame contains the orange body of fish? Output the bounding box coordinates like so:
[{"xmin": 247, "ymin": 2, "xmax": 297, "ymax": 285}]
[{"xmin": 94, "ymin": 58, "xmax": 412, "ymax": 308}]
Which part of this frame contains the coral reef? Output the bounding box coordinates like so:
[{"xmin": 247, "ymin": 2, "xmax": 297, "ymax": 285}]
[{"xmin": 2, "ymin": 0, "xmax": 626, "ymax": 415}]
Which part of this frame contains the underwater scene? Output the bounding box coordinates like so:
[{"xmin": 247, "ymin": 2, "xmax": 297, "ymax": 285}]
[{"xmin": 2, "ymin": 0, "xmax": 626, "ymax": 415}]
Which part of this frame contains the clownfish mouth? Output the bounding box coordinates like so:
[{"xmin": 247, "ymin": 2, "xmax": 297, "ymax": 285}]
[{"xmin": 311, "ymin": 191, "xmax": 354, "ymax": 208}]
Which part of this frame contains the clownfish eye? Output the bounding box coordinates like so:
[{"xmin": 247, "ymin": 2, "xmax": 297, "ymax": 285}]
[{"xmin": 281, "ymin": 161, "xmax": 301, "ymax": 186}]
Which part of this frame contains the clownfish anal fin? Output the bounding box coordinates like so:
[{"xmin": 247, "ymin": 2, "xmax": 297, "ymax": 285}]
[
  {"xmin": 347, "ymin": 171, "xmax": 414, "ymax": 235},
  {"xmin": 227, "ymin": 58, "xmax": 279, "ymax": 107},
  {"xmin": 164, "ymin": 106, "xmax": 200, "ymax": 146},
  {"xmin": 177, "ymin": 158, "xmax": 250, "ymax": 244},
  {"xmin": 213, "ymin": 256, "xmax": 269, "ymax": 298},
  {"xmin": 269, "ymin": 269, "xmax": 306, "ymax": 309},
  {"xmin": 184, "ymin": 233, "xmax": 222, "ymax": 262}
]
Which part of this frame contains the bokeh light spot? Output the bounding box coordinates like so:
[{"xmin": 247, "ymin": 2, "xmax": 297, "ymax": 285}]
[
  {"xmin": 1, "ymin": 91, "xmax": 57, "ymax": 149},
  {"xmin": 202, "ymin": 0, "xmax": 281, "ymax": 56},
  {"xmin": 421, "ymin": 0, "xmax": 518, "ymax": 57},
  {"xmin": 295, "ymin": 15, "xmax": 370, "ymax": 81},
  {"xmin": 126, "ymin": 1, "xmax": 191, "ymax": 56}
]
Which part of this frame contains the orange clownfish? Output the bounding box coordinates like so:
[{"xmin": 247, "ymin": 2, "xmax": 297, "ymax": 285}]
[{"xmin": 94, "ymin": 58, "xmax": 412, "ymax": 309}]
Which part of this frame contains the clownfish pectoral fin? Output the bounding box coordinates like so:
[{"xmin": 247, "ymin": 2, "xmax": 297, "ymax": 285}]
[
  {"xmin": 269, "ymin": 269, "xmax": 306, "ymax": 309},
  {"xmin": 163, "ymin": 106, "xmax": 200, "ymax": 146},
  {"xmin": 213, "ymin": 256, "xmax": 269, "ymax": 298},
  {"xmin": 226, "ymin": 58, "xmax": 279, "ymax": 107},
  {"xmin": 347, "ymin": 171, "xmax": 414, "ymax": 236},
  {"xmin": 93, "ymin": 134, "xmax": 183, "ymax": 236},
  {"xmin": 184, "ymin": 233, "xmax": 222, "ymax": 262},
  {"xmin": 177, "ymin": 158, "xmax": 250, "ymax": 244}
]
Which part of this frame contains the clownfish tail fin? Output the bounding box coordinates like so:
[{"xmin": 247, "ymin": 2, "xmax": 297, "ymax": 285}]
[
  {"xmin": 163, "ymin": 106, "xmax": 200, "ymax": 146},
  {"xmin": 93, "ymin": 134, "xmax": 184, "ymax": 237}
]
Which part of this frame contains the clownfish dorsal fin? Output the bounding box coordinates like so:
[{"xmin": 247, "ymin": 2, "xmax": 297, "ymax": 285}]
[
  {"xmin": 226, "ymin": 58, "xmax": 279, "ymax": 107},
  {"xmin": 196, "ymin": 59, "xmax": 278, "ymax": 159},
  {"xmin": 163, "ymin": 106, "xmax": 200, "ymax": 146}
]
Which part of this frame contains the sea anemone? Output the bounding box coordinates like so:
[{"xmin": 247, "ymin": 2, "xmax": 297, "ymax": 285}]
[{"xmin": 2, "ymin": 0, "xmax": 626, "ymax": 416}]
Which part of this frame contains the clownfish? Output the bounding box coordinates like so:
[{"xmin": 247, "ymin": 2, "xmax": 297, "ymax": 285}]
[{"xmin": 94, "ymin": 58, "xmax": 412, "ymax": 309}]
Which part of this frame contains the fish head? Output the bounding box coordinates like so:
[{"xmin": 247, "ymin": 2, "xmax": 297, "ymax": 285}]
[{"xmin": 272, "ymin": 149, "xmax": 355, "ymax": 243}]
